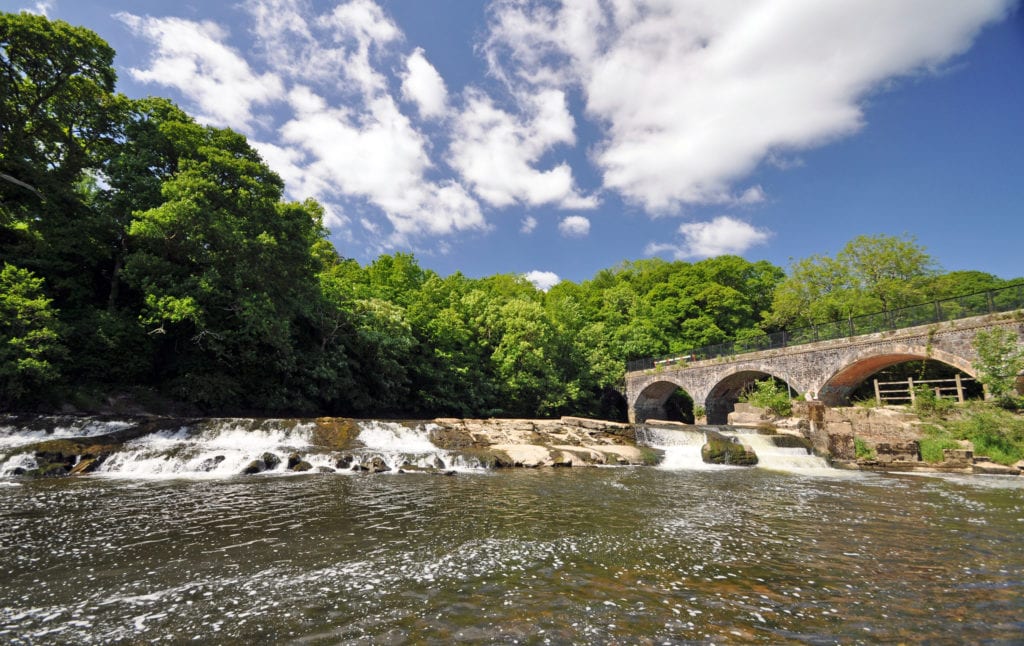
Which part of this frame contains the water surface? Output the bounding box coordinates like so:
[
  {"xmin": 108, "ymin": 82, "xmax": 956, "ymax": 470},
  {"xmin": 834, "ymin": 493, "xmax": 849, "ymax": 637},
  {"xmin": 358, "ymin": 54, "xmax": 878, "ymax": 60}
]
[{"xmin": 2, "ymin": 467, "xmax": 1022, "ymax": 643}]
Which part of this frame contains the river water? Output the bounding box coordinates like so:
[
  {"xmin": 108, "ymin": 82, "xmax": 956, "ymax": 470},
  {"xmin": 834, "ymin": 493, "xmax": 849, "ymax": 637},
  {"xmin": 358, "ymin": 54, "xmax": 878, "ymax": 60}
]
[{"xmin": 2, "ymin": 426, "xmax": 1024, "ymax": 643}]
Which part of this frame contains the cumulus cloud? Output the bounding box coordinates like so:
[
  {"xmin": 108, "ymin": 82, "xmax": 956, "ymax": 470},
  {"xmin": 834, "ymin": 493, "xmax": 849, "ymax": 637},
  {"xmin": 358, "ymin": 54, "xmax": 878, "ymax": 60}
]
[
  {"xmin": 520, "ymin": 215, "xmax": 538, "ymax": 234},
  {"xmin": 523, "ymin": 270, "xmax": 560, "ymax": 292},
  {"xmin": 119, "ymin": 0, "xmax": 488, "ymax": 246},
  {"xmin": 484, "ymin": 0, "xmax": 1013, "ymax": 212},
  {"xmin": 646, "ymin": 216, "xmax": 771, "ymax": 259},
  {"xmin": 402, "ymin": 48, "xmax": 448, "ymax": 118},
  {"xmin": 449, "ymin": 88, "xmax": 597, "ymax": 209},
  {"xmin": 116, "ymin": 13, "xmax": 283, "ymax": 133},
  {"xmin": 558, "ymin": 215, "xmax": 590, "ymax": 238}
]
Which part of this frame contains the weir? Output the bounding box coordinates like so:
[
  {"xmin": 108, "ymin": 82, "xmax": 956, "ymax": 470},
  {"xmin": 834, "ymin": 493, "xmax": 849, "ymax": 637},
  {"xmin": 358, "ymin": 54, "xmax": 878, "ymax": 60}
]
[{"xmin": 635, "ymin": 423, "xmax": 831, "ymax": 473}]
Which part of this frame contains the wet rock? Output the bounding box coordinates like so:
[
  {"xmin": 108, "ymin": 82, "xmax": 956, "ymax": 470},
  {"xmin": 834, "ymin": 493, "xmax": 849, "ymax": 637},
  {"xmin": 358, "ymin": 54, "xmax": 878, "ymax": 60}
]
[
  {"xmin": 335, "ymin": 455, "xmax": 354, "ymax": 469},
  {"xmin": 261, "ymin": 452, "xmax": 281, "ymax": 470},
  {"xmin": 287, "ymin": 453, "xmax": 302, "ymax": 469},
  {"xmin": 291, "ymin": 460, "xmax": 313, "ymax": 472},
  {"xmin": 196, "ymin": 455, "xmax": 225, "ymax": 472},
  {"xmin": 701, "ymin": 432, "xmax": 758, "ymax": 466},
  {"xmin": 316, "ymin": 466, "xmax": 335, "ymax": 473},
  {"xmin": 368, "ymin": 456, "xmax": 391, "ymax": 473},
  {"xmin": 69, "ymin": 457, "xmax": 104, "ymax": 475},
  {"xmin": 243, "ymin": 459, "xmax": 266, "ymax": 475},
  {"xmin": 311, "ymin": 418, "xmax": 360, "ymax": 450}
]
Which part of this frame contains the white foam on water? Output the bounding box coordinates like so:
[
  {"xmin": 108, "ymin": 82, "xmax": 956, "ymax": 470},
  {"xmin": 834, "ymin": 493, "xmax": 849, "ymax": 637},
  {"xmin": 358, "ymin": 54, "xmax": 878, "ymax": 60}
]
[
  {"xmin": 354, "ymin": 421, "xmax": 481, "ymax": 472},
  {"xmin": 0, "ymin": 452, "xmax": 39, "ymax": 476},
  {"xmin": 93, "ymin": 420, "xmax": 319, "ymax": 479},
  {"xmin": 725, "ymin": 431, "xmax": 833, "ymax": 474},
  {"xmin": 636, "ymin": 426, "xmax": 735, "ymax": 471},
  {"xmin": 0, "ymin": 418, "xmax": 133, "ymax": 450}
]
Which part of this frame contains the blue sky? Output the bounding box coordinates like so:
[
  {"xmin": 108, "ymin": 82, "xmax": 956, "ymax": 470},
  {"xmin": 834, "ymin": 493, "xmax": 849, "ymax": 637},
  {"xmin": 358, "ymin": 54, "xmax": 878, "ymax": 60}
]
[{"xmin": 8, "ymin": 0, "xmax": 1024, "ymax": 289}]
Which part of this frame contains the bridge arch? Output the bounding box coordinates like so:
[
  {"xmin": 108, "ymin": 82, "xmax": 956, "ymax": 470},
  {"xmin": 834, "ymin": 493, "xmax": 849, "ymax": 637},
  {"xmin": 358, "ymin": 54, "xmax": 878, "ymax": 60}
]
[
  {"xmin": 631, "ymin": 379, "xmax": 698, "ymax": 424},
  {"xmin": 705, "ymin": 368, "xmax": 802, "ymax": 424},
  {"xmin": 816, "ymin": 345, "xmax": 976, "ymax": 406}
]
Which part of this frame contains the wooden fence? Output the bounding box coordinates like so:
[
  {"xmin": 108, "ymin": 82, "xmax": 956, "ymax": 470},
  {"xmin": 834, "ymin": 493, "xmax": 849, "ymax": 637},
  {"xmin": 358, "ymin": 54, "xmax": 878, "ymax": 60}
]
[{"xmin": 873, "ymin": 375, "xmax": 973, "ymax": 406}]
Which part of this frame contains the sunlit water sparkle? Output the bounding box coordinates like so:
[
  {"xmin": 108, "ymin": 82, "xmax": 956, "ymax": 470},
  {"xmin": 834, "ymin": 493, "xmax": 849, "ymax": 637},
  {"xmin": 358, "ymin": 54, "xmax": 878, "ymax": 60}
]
[{"xmin": 1, "ymin": 467, "xmax": 1022, "ymax": 643}]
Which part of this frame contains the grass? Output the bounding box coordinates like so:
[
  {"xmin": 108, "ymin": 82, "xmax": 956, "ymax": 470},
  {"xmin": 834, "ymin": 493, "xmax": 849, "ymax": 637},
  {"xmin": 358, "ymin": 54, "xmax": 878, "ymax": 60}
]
[
  {"xmin": 854, "ymin": 437, "xmax": 876, "ymax": 460},
  {"xmin": 916, "ymin": 401, "xmax": 1024, "ymax": 465}
]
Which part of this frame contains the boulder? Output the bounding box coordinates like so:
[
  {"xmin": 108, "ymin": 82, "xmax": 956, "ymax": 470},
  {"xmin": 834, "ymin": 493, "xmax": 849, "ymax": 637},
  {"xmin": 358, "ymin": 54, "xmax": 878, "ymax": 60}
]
[
  {"xmin": 291, "ymin": 460, "xmax": 313, "ymax": 472},
  {"xmin": 196, "ymin": 455, "xmax": 225, "ymax": 472},
  {"xmin": 701, "ymin": 432, "xmax": 758, "ymax": 466},
  {"xmin": 261, "ymin": 452, "xmax": 281, "ymax": 470}
]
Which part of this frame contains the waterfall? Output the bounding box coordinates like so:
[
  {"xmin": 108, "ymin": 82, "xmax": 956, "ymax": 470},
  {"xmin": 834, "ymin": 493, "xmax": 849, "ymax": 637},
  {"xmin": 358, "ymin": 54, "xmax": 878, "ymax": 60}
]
[
  {"xmin": 355, "ymin": 421, "xmax": 478, "ymax": 472},
  {"xmin": 0, "ymin": 417, "xmax": 132, "ymax": 451},
  {"xmin": 93, "ymin": 419, "xmax": 319, "ymax": 478},
  {"xmin": 636, "ymin": 425, "xmax": 723, "ymax": 470},
  {"xmin": 723, "ymin": 430, "xmax": 831, "ymax": 472},
  {"xmin": 0, "ymin": 418, "xmax": 480, "ymax": 479}
]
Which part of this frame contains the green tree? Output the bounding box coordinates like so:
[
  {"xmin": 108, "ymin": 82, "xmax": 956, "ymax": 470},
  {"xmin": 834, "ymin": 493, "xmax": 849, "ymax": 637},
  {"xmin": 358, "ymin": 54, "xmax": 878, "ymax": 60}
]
[
  {"xmin": 972, "ymin": 329, "xmax": 1024, "ymax": 406},
  {"xmin": 123, "ymin": 122, "xmax": 325, "ymax": 410},
  {"xmin": 0, "ymin": 263, "xmax": 65, "ymax": 404},
  {"xmin": 769, "ymin": 234, "xmax": 937, "ymax": 328}
]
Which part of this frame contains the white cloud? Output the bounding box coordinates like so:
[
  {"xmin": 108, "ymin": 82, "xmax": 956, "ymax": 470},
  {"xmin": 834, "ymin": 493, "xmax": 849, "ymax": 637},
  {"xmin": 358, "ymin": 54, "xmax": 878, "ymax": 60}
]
[
  {"xmin": 402, "ymin": 48, "xmax": 448, "ymax": 119},
  {"xmin": 116, "ymin": 13, "xmax": 283, "ymax": 133},
  {"xmin": 279, "ymin": 86, "xmax": 485, "ymax": 240},
  {"xmin": 646, "ymin": 216, "xmax": 771, "ymax": 259},
  {"xmin": 484, "ymin": 0, "xmax": 1014, "ymax": 212},
  {"xmin": 558, "ymin": 215, "xmax": 590, "ymax": 238},
  {"xmin": 449, "ymin": 88, "xmax": 597, "ymax": 209},
  {"xmin": 22, "ymin": 1, "xmax": 53, "ymax": 15},
  {"xmin": 140, "ymin": 1, "xmax": 484, "ymax": 246},
  {"xmin": 520, "ymin": 215, "xmax": 538, "ymax": 234},
  {"xmin": 523, "ymin": 270, "xmax": 561, "ymax": 292}
]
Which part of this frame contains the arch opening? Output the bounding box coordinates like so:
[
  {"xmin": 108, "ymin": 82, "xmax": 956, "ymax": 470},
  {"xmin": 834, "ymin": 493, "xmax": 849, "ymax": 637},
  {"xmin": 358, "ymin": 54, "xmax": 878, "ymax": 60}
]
[
  {"xmin": 632, "ymin": 381, "xmax": 697, "ymax": 424},
  {"xmin": 840, "ymin": 358, "xmax": 982, "ymax": 406},
  {"xmin": 705, "ymin": 371, "xmax": 797, "ymax": 425}
]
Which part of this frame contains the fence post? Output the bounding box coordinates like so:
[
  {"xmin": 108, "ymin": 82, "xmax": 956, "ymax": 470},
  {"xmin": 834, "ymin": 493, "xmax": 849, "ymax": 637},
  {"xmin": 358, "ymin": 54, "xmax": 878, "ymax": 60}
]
[
  {"xmin": 908, "ymin": 377, "xmax": 915, "ymax": 403},
  {"xmin": 848, "ymin": 316, "xmax": 855, "ymax": 337},
  {"xmin": 934, "ymin": 300, "xmax": 942, "ymax": 322},
  {"xmin": 988, "ymin": 290, "xmax": 995, "ymax": 313},
  {"xmin": 955, "ymin": 373, "xmax": 964, "ymax": 403},
  {"xmin": 874, "ymin": 379, "xmax": 881, "ymax": 406}
]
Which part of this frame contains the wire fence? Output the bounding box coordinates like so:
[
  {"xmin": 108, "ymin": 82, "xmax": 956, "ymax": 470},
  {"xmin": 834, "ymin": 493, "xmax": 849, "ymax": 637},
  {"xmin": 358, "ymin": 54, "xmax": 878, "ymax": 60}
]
[{"xmin": 625, "ymin": 282, "xmax": 1024, "ymax": 373}]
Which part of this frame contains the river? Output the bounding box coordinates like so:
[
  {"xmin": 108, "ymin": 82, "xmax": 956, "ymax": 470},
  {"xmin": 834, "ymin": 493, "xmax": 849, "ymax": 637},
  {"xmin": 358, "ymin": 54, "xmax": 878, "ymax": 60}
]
[{"xmin": 1, "ymin": 424, "xmax": 1023, "ymax": 643}]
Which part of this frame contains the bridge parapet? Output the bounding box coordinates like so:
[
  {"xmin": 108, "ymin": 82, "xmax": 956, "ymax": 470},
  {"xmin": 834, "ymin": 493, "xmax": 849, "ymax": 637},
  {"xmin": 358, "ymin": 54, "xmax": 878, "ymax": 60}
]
[{"xmin": 627, "ymin": 283, "xmax": 1024, "ymax": 374}]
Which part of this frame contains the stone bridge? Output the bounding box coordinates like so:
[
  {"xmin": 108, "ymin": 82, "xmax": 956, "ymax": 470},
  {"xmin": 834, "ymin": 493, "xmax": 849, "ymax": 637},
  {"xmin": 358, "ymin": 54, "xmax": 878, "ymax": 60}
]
[{"xmin": 626, "ymin": 311, "xmax": 1024, "ymax": 424}]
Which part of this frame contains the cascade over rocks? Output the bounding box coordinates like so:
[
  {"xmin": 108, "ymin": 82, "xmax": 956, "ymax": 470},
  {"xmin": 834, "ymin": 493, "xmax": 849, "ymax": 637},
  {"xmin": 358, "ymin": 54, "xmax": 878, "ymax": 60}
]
[{"xmin": 700, "ymin": 430, "xmax": 758, "ymax": 466}]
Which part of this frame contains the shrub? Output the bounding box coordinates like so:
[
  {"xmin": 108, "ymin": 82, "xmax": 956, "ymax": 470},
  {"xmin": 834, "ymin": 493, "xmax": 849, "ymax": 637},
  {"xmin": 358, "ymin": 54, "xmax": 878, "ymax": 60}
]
[
  {"xmin": 854, "ymin": 437, "xmax": 876, "ymax": 460},
  {"xmin": 912, "ymin": 385, "xmax": 955, "ymax": 417},
  {"xmin": 739, "ymin": 379, "xmax": 793, "ymax": 417},
  {"xmin": 972, "ymin": 329, "xmax": 1024, "ymax": 407}
]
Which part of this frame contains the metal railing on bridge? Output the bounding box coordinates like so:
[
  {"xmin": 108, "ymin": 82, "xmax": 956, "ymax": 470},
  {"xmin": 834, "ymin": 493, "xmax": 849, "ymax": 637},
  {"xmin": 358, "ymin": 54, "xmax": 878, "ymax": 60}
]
[{"xmin": 625, "ymin": 282, "xmax": 1024, "ymax": 373}]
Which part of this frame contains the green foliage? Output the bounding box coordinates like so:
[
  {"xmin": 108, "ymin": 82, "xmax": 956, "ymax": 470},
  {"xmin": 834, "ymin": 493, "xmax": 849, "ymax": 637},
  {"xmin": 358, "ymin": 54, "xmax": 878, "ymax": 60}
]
[
  {"xmin": 854, "ymin": 437, "xmax": 876, "ymax": 460},
  {"xmin": 972, "ymin": 329, "xmax": 1024, "ymax": 406},
  {"xmin": 738, "ymin": 379, "xmax": 793, "ymax": 417},
  {"xmin": 918, "ymin": 434, "xmax": 960, "ymax": 463},
  {"xmin": 912, "ymin": 385, "xmax": 955, "ymax": 417},
  {"xmin": 0, "ymin": 263, "xmax": 65, "ymax": 404},
  {"xmin": 768, "ymin": 234, "xmax": 936, "ymax": 328},
  {"xmin": 919, "ymin": 403, "xmax": 1024, "ymax": 466}
]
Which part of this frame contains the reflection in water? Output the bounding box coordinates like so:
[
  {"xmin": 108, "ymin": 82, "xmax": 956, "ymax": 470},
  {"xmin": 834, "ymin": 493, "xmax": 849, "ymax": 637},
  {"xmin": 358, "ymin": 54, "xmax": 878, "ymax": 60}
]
[{"xmin": 1, "ymin": 469, "xmax": 1022, "ymax": 643}]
